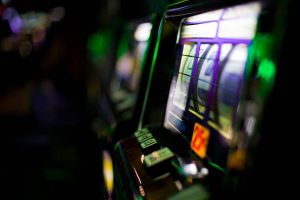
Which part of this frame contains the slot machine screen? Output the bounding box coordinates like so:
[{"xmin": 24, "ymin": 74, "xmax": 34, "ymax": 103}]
[{"xmin": 163, "ymin": 2, "xmax": 262, "ymax": 167}]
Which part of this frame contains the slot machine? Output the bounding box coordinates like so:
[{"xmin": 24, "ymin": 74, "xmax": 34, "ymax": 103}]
[
  {"xmin": 100, "ymin": 14, "xmax": 165, "ymax": 198},
  {"xmin": 113, "ymin": 0, "xmax": 291, "ymax": 199},
  {"xmin": 91, "ymin": 13, "xmax": 162, "ymax": 140},
  {"xmin": 105, "ymin": 13, "xmax": 164, "ymax": 143},
  {"xmin": 109, "ymin": 19, "xmax": 153, "ymax": 122}
]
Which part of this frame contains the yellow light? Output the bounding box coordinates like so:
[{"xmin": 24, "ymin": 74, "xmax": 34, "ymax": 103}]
[{"xmin": 102, "ymin": 150, "xmax": 113, "ymax": 195}]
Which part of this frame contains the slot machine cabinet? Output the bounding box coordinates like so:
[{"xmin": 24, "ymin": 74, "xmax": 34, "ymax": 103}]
[
  {"xmin": 113, "ymin": 0, "xmax": 291, "ymax": 199},
  {"xmin": 91, "ymin": 13, "xmax": 163, "ymax": 143},
  {"xmin": 108, "ymin": 13, "xmax": 164, "ymax": 143},
  {"xmin": 100, "ymin": 14, "xmax": 164, "ymax": 198}
]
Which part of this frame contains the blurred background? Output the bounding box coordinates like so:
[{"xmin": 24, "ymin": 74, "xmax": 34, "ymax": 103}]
[{"xmin": 0, "ymin": 0, "xmax": 168, "ymax": 199}]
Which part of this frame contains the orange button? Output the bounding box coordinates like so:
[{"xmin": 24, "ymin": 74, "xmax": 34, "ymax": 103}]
[{"xmin": 191, "ymin": 123, "xmax": 210, "ymax": 158}]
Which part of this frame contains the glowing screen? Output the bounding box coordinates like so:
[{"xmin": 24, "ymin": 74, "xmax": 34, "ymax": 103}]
[{"xmin": 163, "ymin": 2, "xmax": 261, "ymax": 162}]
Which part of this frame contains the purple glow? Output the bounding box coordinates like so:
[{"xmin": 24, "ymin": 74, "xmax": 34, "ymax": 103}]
[
  {"xmin": 10, "ymin": 16, "xmax": 23, "ymax": 33},
  {"xmin": 3, "ymin": 7, "xmax": 23, "ymax": 33}
]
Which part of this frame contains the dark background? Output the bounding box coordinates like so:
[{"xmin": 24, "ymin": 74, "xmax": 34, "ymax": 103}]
[{"xmin": 0, "ymin": 0, "xmax": 165, "ymax": 199}]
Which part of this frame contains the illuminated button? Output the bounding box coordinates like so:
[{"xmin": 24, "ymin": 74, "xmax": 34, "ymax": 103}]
[
  {"xmin": 140, "ymin": 138, "xmax": 157, "ymax": 149},
  {"xmin": 134, "ymin": 128, "xmax": 150, "ymax": 137},
  {"xmin": 140, "ymin": 138, "xmax": 159, "ymax": 154},
  {"xmin": 151, "ymin": 151, "xmax": 160, "ymax": 159},
  {"xmin": 144, "ymin": 147, "xmax": 175, "ymax": 168},
  {"xmin": 137, "ymin": 133, "xmax": 153, "ymax": 143}
]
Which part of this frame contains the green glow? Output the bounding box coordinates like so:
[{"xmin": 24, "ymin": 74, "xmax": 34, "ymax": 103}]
[
  {"xmin": 255, "ymin": 34, "xmax": 273, "ymax": 60},
  {"xmin": 256, "ymin": 58, "xmax": 276, "ymax": 99},
  {"xmin": 245, "ymin": 34, "xmax": 277, "ymax": 100},
  {"xmin": 208, "ymin": 161, "xmax": 225, "ymax": 172},
  {"xmin": 137, "ymin": 196, "xmax": 143, "ymax": 200},
  {"xmin": 87, "ymin": 31, "xmax": 111, "ymax": 58},
  {"xmin": 257, "ymin": 59, "xmax": 276, "ymax": 81},
  {"xmin": 246, "ymin": 34, "xmax": 273, "ymax": 80}
]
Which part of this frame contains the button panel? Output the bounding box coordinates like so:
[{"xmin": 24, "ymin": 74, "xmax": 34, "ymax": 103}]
[{"xmin": 144, "ymin": 147, "xmax": 175, "ymax": 168}]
